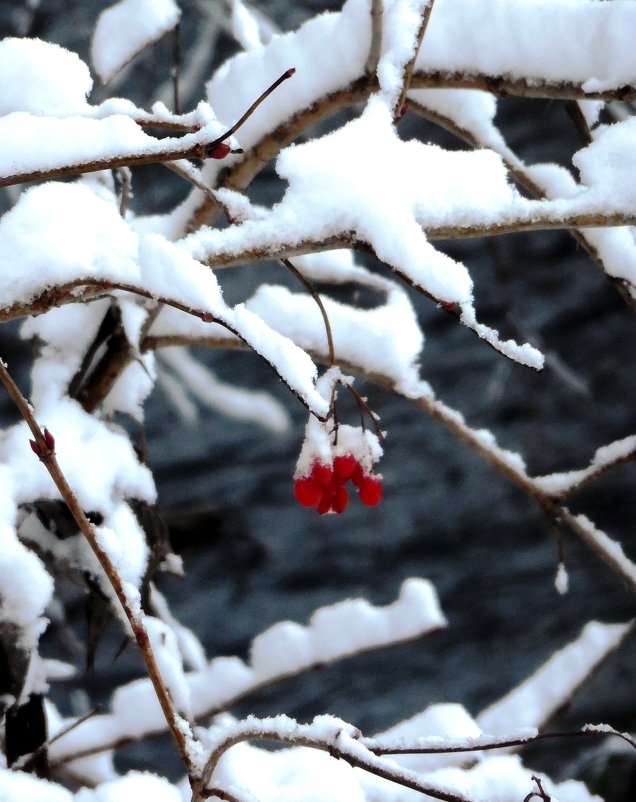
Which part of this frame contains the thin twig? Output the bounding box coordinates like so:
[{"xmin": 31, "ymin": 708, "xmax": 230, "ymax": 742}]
[
  {"xmin": 0, "ymin": 69, "xmax": 296, "ymax": 189},
  {"xmin": 281, "ymin": 258, "xmax": 335, "ymax": 365},
  {"xmin": 393, "ymin": 0, "xmax": 436, "ymax": 121},
  {"xmin": 365, "ymin": 0, "xmax": 383, "ymax": 76},
  {"xmin": 13, "ymin": 707, "xmax": 101, "ymax": 773},
  {"xmin": 172, "ymin": 21, "xmax": 181, "ymax": 115},
  {"xmin": 0, "ymin": 359, "xmax": 199, "ymax": 780}
]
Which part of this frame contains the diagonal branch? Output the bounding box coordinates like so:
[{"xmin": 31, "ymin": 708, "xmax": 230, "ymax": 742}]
[
  {"xmin": 393, "ymin": 1, "xmax": 436, "ymax": 120},
  {"xmin": 0, "ymin": 359, "xmax": 200, "ymax": 781}
]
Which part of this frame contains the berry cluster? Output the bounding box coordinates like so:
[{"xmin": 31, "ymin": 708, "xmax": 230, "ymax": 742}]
[{"xmin": 294, "ymin": 454, "xmax": 383, "ymax": 515}]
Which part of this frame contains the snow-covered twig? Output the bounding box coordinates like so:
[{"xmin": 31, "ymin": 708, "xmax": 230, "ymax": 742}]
[{"xmin": 198, "ymin": 715, "xmax": 474, "ymax": 802}]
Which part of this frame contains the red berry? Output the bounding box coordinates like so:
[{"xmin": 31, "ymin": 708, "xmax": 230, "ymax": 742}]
[
  {"xmin": 294, "ymin": 477, "xmax": 322, "ymax": 508},
  {"xmin": 333, "ymin": 454, "xmax": 357, "ymax": 482},
  {"xmin": 317, "ymin": 494, "xmax": 332, "ymax": 515},
  {"xmin": 331, "ymin": 484, "xmax": 349, "ymax": 514},
  {"xmin": 351, "ymin": 463, "xmax": 365, "ymax": 488},
  {"xmin": 359, "ymin": 475, "xmax": 383, "ymax": 506},
  {"xmin": 311, "ymin": 462, "xmax": 334, "ymax": 486},
  {"xmin": 208, "ymin": 142, "xmax": 231, "ymax": 159}
]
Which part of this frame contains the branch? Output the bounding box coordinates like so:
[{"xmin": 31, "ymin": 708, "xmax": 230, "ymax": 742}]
[
  {"xmin": 187, "ymin": 72, "xmax": 636, "ymax": 229},
  {"xmin": 197, "ymin": 716, "xmax": 475, "ymax": 802},
  {"xmin": 0, "ymin": 359, "xmax": 200, "ymax": 780},
  {"xmin": 363, "ymin": 725, "xmax": 636, "ymax": 757},
  {"xmin": 0, "ymin": 69, "xmax": 296, "ymax": 189},
  {"xmin": 365, "ymin": 0, "xmax": 383, "ymax": 76},
  {"xmin": 406, "ymin": 98, "xmax": 636, "ymax": 310},
  {"xmin": 393, "ymin": 1, "xmax": 436, "ymax": 120},
  {"xmin": 0, "ymin": 277, "xmax": 325, "ymax": 418},
  {"xmin": 143, "ymin": 335, "xmax": 636, "ymax": 594}
]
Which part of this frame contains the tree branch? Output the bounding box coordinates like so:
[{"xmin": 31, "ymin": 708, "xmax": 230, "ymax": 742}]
[{"xmin": 0, "ymin": 359, "xmax": 200, "ymax": 781}]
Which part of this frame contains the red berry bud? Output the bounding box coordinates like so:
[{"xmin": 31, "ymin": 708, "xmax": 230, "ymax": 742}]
[
  {"xmin": 207, "ymin": 142, "xmax": 231, "ymax": 159},
  {"xmin": 43, "ymin": 428, "xmax": 55, "ymax": 451},
  {"xmin": 359, "ymin": 475, "xmax": 383, "ymax": 506},
  {"xmin": 29, "ymin": 439, "xmax": 42, "ymax": 458},
  {"xmin": 333, "ymin": 454, "xmax": 357, "ymax": 482},
  {"xmin": 294, "ymin": 477, "xmax": 322, "ymax": 508}
]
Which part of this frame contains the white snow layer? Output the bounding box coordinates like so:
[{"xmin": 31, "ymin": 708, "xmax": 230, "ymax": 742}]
[
  {"xmin": 0, "ymin": 38, "xmax": 92, "ymax": 116},
  {"xmin": 91, "ymin": 0, "xmax": 181, "ymax": 84},
  {"xmin": 50, "ymin": 579, "xmax": 445, "ymax": 761}
]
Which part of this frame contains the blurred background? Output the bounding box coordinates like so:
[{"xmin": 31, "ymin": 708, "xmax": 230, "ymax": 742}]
[{"xmin": 0, "ymin": 1, "xmax": 634, "ymax": 798}]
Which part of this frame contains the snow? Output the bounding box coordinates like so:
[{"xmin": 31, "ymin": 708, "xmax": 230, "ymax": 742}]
[
  {"xmin": 91, "ymin": 0, "xmax": 181, "ymax": 84},
  {"xmin": 159, "ymin": 347, "xmax": 290, "ymax": 433},
  {"xmin": 419, "ymin": 0, "xmax": 636, "ymax": 92},
  {"xmin": 376, "ymin": 0, "xmax": 431, "ymax": 111},
  {"xmin": 534, "ymin": 434, "xmax": 636, "ymax": 497},
  {"xmin": 74, "ymin": 771, "xmax": 182, "ymax": 801},
  {"xmin": 51, "ymin": 579, "xmax": 445, "ymax": 761},
  {"xmin": 232, "ymin": 0, "xmax": 263, "ymax": 51},
  {"xmin": 0, "ymin": 113, "xmax": 226, "ymax": 183},
  {"xmin": 477, "ymin": 620, "xmax": 633, "ymax": 735},
  {"xmin": 0, "ymin": 769, "xmax": 72, "ymax": 802},
  {"xmin": 0, "ymin": 38, "xmax": 92, "ymax": 116}
]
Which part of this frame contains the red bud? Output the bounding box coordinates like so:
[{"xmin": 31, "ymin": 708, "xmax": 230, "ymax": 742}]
[
  {"xmin": 43, "ymin": 428, "xmax": 55, "ymax": 451},
  {"xmin": 29, "ymin": 439, "xmax": 42, "ymax": 458},
  {"xmin": 207, "ymin": 142, "xmax": 231, "ymax": 159}
]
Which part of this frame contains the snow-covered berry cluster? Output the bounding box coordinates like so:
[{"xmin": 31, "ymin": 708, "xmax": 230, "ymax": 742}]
[
  {"xmin": 294, "ymin": 369, "xmax": 384, "ymax": 515},
  {"xmin": 294, "ymin": 454, "xmax": 383, "ymax": 514}
]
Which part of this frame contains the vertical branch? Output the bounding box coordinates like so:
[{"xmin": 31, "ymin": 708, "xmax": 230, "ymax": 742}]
[
  {"xmin": 172, "ymin": 21, "xmax": 181, "ymax": 115},
  {"xmin": 0, "ymin": 359, "xmax": 200, "ymax": 782},
  {"xmin": 365, "ymin": 0, "xmax": 383, "ymax": 77}
]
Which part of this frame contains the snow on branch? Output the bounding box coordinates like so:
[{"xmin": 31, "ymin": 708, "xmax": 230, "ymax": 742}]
[
  {"xmin": 476, "ymin": 620, "xmax": 634, "ymax": 736},
  {"xmin": 534, "ymin": 435, "xmax": 636, "ymax": 499},
  {"xmin": 91, "ymin": 0, "xmax": 181, "ymax": 84},
  {"xmin": 50, "ymin": 579, "xmax": 445, "ymax": 763}
]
